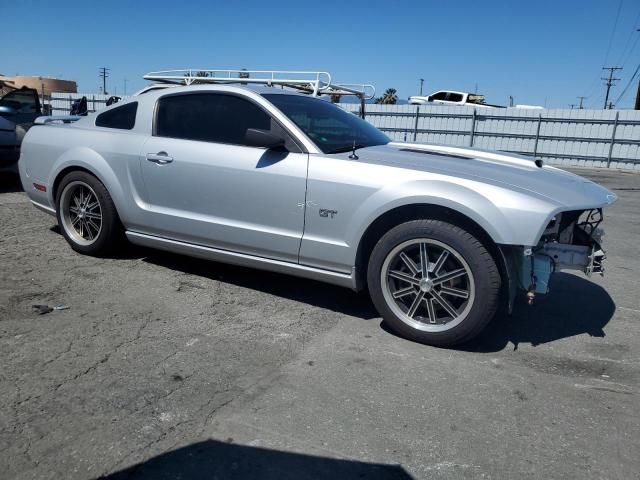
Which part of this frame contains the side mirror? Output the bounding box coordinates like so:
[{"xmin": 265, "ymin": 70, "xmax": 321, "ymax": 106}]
[
  {"xmin": 245, "ymin": 128, "xmax": 286, "ymax": 150},
  {"xmin": 0, "ymin": 105, "xmax": 16, "ymax": 116}
]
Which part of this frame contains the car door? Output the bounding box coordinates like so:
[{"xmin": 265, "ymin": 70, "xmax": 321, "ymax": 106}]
[
  {"xmin": 139, "ymin": 91, "xmax": 308, "ymax": 263},
  {"xmin": 0, "ymin": 88, "xmax": 42, "ymax": 126}
]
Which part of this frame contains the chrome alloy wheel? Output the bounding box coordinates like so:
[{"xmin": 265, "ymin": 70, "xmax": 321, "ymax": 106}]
[
  {"xmin": 380, "ymin": 239, "xmax": 475, "ymax": 332},
  {"xmin": 59, "ymin": 181, "xmax": 103, "ymax": 246}
]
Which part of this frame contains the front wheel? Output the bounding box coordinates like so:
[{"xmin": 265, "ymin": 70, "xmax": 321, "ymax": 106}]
[{"xmin": 367, "ymin": 220, "xmax": 501, "ymax": 347}]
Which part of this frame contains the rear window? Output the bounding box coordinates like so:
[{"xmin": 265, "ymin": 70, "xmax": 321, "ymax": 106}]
[{"xmin": 95, "ymin": 102, "xmax": 137, "ymax": 130}]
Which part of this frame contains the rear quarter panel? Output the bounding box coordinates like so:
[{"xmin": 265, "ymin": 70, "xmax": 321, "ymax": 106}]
[{"xmin": 19, "ymin": 124, "xmax": 150, "ymax": 231}]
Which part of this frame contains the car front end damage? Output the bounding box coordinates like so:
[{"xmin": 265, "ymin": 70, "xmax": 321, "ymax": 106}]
[{"xmin": 502, "ymin": 207, "xmax": 610, "ymax": 308}]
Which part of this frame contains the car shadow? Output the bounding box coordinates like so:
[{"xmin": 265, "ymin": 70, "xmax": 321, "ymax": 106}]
[
  {"xmin": 143, "ymin": 254, "xmax": 615, "ymax": 351},
  {"xmin": 256, "ymin": 149, "xmax": 289, "ymax": 168},
  {"xmin": 48, "ymin": 229, "xmax": 615, "ymax": 351},
  {"xmin": 461, "ymin": 272, "xmax": 615, "ymax": 352},
  {"xmin": 98, "ymin": 439, "xmax": 413, "ymax": 480},
  {"xmin": 143, "ymin": 251, "xmax": 379, "ymax": 320},
  {"xmin": 0, "ymin": 172, "xmax": 23, "ymax": 193}
]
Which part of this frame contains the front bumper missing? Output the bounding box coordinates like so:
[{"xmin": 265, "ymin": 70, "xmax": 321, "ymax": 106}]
[{"xmin": 519, "ymin": 238, "xmax": 606, "ymax": 297}]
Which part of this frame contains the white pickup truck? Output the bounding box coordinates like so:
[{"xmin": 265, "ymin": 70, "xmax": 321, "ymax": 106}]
[
  {"xmin": 409, "ymin": 91, "xmax": 502, "ymax": 108},
  {"xmin": 409, "ymin": 90, "xmax": 544, "ymax": 109}
]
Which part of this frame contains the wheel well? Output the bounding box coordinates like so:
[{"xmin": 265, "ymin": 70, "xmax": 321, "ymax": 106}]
[
  {"xmin": 355, "ymin": 204, "xmax": 508, "ymax": 295},
  {"xmin": 52, "ymin": 166, "xmax": 97, "ymax": 203}
]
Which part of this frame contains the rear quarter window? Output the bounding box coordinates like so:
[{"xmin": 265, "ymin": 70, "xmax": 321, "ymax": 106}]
[{"xmin": 95, "ymin": 102, "xmax": 138, "ymax": 130}]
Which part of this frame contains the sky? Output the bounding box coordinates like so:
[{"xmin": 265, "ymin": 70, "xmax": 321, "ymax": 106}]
[{"xmin": 2, "ymin": 0, "xmax": 640, "ymax": 109}]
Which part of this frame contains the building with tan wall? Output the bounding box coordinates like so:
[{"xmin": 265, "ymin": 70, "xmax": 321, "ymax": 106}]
[{"xmin": 0, "ymin": 75, "xmax": 77, "ymax": 96}]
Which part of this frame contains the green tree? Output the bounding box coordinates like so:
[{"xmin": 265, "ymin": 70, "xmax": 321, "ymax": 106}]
[
  {"xmin": 239, "ymin": 68, "xmax": 250, "ymax": 85},
  {"xmin": 375, "ymin": 88, "xmax": 398, "ymax": 105},
  {"xmin": 187, "ymin": 71, "xmax": 210, "ymax": 84}
]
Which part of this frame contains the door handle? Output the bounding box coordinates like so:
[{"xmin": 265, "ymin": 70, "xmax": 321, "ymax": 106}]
[{"xmin": 146, "ymin": 152, "xmax": 173, "ymax": 164}]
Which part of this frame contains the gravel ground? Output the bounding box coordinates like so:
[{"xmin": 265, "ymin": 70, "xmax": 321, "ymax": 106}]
[{"xmin": 0, "ymin": 168, "xmax": 638, "ymax": 479}]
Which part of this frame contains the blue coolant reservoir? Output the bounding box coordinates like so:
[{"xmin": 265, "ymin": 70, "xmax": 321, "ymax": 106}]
[{"xmin": 520, "ymin": 254, "xmax": 553, "ymax": 294}]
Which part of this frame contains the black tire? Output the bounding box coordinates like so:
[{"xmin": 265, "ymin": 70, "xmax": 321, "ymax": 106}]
[
  {"xmin": 55, "ymin": 171, "xmax": 123, "ymax": 256},
  {"xmin": 367, "ymin": 219, "xmax": 501, "ymax": 347}
]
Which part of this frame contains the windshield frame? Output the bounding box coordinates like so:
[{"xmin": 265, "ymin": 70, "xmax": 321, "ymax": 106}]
[{"xmin": 263, "ymin": 93, "xmax": 390, "ymax": 154}]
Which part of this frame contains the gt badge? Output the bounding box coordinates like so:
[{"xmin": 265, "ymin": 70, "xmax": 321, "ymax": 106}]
[{"xmin": 319, "ymin": 209, "xmax": 338, "ymax": 219}]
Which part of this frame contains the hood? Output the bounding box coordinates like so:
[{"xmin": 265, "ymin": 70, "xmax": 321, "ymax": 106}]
[{"xmin": 339, "ymin": 142, "xmax": 617, "ymax": 208}]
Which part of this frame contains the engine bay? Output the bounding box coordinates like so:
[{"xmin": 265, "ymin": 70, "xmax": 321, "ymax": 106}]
[{"xmin": 518, "ymin": 209, "xmax": 606, "ymax": 299}]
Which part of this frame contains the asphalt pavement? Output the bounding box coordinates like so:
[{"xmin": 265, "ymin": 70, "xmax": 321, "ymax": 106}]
[{"xmin": 0, "ymin": 167, "xmax": 638, "ymax": 479}]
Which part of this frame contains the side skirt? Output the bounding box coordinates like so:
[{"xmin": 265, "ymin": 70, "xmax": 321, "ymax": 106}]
[
  {"xmin": 30, "ymin": 200, "xmax": 56, "ymax": 216},
  {"xmin": 125, "ymin": 231, "xmax": 357, "ymax": 290}
]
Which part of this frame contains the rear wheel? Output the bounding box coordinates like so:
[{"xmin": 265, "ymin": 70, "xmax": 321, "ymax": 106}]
[
  {"xmin": 55, "ymin": 171, "xmax": 123, "ymax": 256},
  {"xmin": 367, "ymin": 219, "xmax": 501, "ymax": 347}
]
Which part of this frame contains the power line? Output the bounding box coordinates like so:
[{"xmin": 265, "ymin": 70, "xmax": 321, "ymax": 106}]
[
  {"xmin": 614, "ymin": 61, "xmax": 640, "ymax": 104},
  {"xmin": 602, "ymin": 66, "xmax": 622, "ymax": 108},
  {"xmin": 603, "ymin": 0, "xmax": 624, "ymax": 68},
  {"xmin": 615, "ymin": 8, "xmax": 640, "ymax": 65},
  {"xmin": 581, "ymin": 1, "xmax": 626, "ymax": 106},
  {"xmin": 619, "ymin": 30, "xmax": 640, "ymax": 69}
]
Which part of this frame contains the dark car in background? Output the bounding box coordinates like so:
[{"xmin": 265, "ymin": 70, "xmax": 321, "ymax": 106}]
[{"xmin": 0, "ymin": 87, "xmax": 42, "ymax": 175}]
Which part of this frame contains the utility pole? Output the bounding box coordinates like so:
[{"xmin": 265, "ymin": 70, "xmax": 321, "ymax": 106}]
[
  {"xmin": 602, "ymin": 67, "xmax": 622, "ymax": 109},
  {"xmin": 569, "ymin": 104, "xmax": 576, "ymax": 109},
  {"xmin": 577, "ymin": 96, "xmax": 587, "ymax": 109},
  {"xmin": 99, "ymin": 67, "xmax": 110, "ymax": 95},
  {"xmin": 635, "ymin": 78, "xmax": 640, "ymax": 110},
  {"xmin": 419, "ymin": 78, "xmax": 424, "ymax": 96}
]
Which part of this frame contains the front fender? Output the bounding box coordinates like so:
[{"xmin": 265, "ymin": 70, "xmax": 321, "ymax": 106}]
[{"xmin": 347, "ymin": 179, "xmax": 558, "ymax": 249}]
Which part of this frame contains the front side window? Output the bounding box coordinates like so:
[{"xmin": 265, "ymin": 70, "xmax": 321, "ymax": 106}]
[
  {"xmin": 155, "ymin": 93, "xmax": 271, "ymax": 145},
  {"xmin": 447, "ymin": 93, "xmax": 464, "ymax": 103},
  {"xmin": 0, "ymin": 88, "xmax": 40, "ymax": 114},
  {"xmin": 95, "ymin": 102, "xmax": 137, "ymax": 130},
  {"xmin": 264, "ymin": 94, "xmax": 389, "ymax": 154}
]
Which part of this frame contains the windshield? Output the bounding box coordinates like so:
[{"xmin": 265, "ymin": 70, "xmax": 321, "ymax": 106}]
[{"xmin": 264, "ymin": 94, "xmax": 389, "ymax": 154}]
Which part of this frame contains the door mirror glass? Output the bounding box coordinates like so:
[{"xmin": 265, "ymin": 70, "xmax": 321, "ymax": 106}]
[{"xmin": 244, "ymin": 128, "xmax": 286, "ymax": 150}]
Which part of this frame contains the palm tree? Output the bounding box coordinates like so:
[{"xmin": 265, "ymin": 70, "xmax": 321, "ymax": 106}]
[
  {"xmin": 375, "ymin": 88, "xmax": 398, "ymax": 105},
  {"xmin": 186, "ymin": 71, "xmax": 210, "ymax": 84},
  {"xmin": 239, "ymin": 68, "xmax": 250, "ymax": 85}
]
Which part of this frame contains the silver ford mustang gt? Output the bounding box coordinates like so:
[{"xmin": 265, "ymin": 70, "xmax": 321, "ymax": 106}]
[{"xmin": 19, "ymin": 84, "xmax": 616, "ymax": 346}]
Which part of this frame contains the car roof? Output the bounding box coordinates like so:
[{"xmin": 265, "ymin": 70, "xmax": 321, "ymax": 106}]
[{"xmin": 137, "ymin": 83, "xmax": 310, "ymax": 98}]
